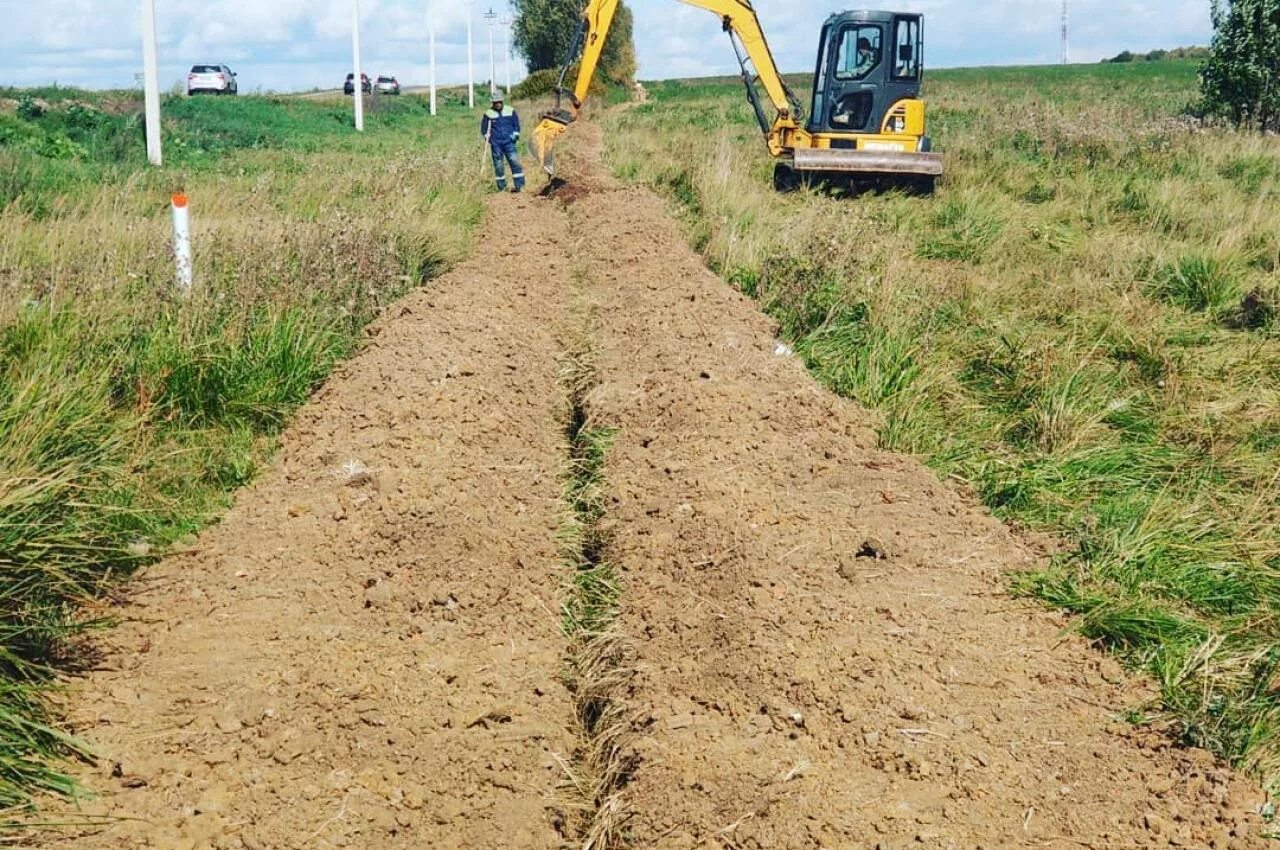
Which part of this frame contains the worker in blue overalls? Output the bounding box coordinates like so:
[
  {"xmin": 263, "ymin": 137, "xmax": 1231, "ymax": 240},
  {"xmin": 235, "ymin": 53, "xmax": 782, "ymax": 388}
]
[{"xmin": 481, "ymin": 90, "xmax": 525, "ymax": 193}]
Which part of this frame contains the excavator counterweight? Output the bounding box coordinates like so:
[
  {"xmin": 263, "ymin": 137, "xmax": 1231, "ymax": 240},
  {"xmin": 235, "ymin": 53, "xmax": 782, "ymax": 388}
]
[{"xmin": 530, "ymin": 3, "xmax": 942, "ymax": 192}]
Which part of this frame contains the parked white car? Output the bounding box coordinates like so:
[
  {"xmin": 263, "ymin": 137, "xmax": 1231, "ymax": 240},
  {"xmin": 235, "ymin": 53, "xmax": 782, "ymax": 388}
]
[{"xmin": 187, "ymin": 64, "xmax": 238, "ymax": 96}]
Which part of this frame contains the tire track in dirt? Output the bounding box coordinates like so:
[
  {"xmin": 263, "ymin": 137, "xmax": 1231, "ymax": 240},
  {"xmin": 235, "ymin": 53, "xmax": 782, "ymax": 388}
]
[
  {"xmin": 556, "ymin": 124, "xmax": 1272, "ymax": 848},
  {"xmin": 40, "ymin": 197, "xmax": 577, "ymax": 850}
]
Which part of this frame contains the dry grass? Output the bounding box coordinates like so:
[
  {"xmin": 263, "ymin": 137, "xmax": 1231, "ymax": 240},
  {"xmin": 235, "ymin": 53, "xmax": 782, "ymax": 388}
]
[{"xmin": 556, "ymin": 272, "xmax": 636, "ymax": 849}]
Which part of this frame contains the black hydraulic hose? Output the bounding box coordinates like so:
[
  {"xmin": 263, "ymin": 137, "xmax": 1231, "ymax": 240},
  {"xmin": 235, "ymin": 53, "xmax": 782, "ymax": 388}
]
[
  {"xmin": 555, "ymin": 17, "xmax": 589, "ymax": 108},
  {"xmin": 727, "ymin": 28, "xmax": 770, "ymax": 136}
]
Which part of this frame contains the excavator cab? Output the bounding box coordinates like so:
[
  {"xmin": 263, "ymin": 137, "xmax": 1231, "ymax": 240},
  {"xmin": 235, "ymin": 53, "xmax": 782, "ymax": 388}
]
[{"xmin": 777, "ymin": 10, "xmax": 940, "ymax": 192}]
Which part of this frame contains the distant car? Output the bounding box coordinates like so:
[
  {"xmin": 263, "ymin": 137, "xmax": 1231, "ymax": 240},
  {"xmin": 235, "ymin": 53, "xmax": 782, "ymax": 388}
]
[
  {"xmin": 375, "ymin": 76, "xmax": 401, "ymax": 96},
  {"xmin": 344, "ymin": 73, "xmax": 372, "ymax": 95},
  {"xmin": 188, "ymin": 64, "xmax": 237, "ymax": 96}
]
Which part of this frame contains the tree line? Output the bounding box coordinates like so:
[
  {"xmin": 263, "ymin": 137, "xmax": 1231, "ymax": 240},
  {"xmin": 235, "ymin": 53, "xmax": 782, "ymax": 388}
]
[{"xmin": 511, "ymin": 0, "xmax": 636, "ymax": 88}]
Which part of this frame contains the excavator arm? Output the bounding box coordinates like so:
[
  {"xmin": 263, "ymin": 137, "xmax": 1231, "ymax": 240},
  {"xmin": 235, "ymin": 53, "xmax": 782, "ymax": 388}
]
[{"xmin": 529, "ymin": 0, "xmax": 805, "ymax": 173}]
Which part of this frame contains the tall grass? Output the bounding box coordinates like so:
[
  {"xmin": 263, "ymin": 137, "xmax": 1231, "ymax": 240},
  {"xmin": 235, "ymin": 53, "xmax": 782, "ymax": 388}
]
[
  {"xmin": 602, "ymin": 60, "xmax": 1280, "ymax": 791},
  {"xmin": 0, "ymin": 91, "xmax": 486, "ymax": 811}
]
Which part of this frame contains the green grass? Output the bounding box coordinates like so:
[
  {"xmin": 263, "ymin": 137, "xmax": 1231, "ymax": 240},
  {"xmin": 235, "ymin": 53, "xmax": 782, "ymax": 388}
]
[
  {"xmin": 0, "ymin": 90, "xmax": 486, "ymax": 814},
  {"xmin": 603, "ymin": 59, "xmax": 1280, "ymax": 792},
  {"xmin": 0, "ymin": 90, "xmax": 448, "ymax": 215}
]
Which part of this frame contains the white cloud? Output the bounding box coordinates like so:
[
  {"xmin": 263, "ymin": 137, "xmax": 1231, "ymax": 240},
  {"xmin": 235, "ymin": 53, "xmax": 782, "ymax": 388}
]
[
  {"xmin": 0, "ymin": 0, "xmax": 1213, "ymax": 92},
  {"xmin": 632, "ymin": 0, "xmax": 1213, "ymax": 77}
]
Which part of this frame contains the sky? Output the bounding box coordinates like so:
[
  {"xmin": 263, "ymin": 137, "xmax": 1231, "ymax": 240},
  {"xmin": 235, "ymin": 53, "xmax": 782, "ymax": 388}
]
[{"xmin": 0, "ymin": 1, "xmax": 1214, "ymax": 93}]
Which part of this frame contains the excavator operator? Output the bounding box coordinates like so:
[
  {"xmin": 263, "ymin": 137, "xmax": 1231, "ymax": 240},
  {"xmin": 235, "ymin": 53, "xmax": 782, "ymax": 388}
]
[{"xmin": 854, "ymin": 36, "xmax": 879, "ymax": 78}]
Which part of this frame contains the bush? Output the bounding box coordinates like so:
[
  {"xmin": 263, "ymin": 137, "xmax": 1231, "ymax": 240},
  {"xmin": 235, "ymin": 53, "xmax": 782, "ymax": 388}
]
[
  {"xmin": 1200, "ymin": 0, "xmax": 1280, "ymax": 130},
  {"xmin": 511, "ymin": 68, "xmax": 561, "ymax": 101},
  {"xmin": 512, "ymin": 0, "xmax": 636, "ymax": 87},
  {"xmin": 15, "ymin": 96, "xmax": 44, "ymax": 121}
]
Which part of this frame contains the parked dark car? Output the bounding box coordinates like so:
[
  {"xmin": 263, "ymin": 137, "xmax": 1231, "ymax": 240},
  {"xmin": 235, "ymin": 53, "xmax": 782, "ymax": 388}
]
[
  {"xmin": 344, "ymin": 73, "xmax": 371, "ymax": 95},
  {"xmin": 375, "ymin": 75, "xmax": 401, "ymax": 95}
]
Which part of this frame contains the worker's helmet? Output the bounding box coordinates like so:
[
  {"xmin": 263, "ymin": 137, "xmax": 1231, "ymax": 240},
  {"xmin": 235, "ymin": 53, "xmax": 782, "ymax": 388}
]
[{"xmin": 491, "ymin": 89, "xmax": 505, "ymax": 102}]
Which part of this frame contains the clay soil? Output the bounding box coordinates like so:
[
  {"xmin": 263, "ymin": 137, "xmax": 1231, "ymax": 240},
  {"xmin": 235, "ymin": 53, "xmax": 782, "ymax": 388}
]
[{"xmin": 36, "ymin": 125, "xmax": 1272, "ymax": 850}]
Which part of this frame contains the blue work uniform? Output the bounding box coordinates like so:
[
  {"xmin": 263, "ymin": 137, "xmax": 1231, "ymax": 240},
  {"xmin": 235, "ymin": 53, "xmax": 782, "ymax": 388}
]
[{"xmin": 481, "ymin": 104, "xmax": 525, "ymax": 191}]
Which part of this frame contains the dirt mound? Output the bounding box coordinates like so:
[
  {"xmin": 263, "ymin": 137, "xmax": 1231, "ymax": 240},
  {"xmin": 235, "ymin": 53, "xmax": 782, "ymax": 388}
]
[
  {"xmin": 33, "ymin": 121, "xmax": 1272, "ymax": 850},
  {"xmin": 38, "ymin": 196, "xmax": 577, "ymax": 849},
  {"xmin": 573, "ymin": 182, "xmax": 1269, "ymax": 848},
  {"xmin": 539, "ymin": 177, "xmax": 593, "ymax": 205},
  {"xmin": 552, "ymin": 122, "xmax": 1269, "ymax": 849}
]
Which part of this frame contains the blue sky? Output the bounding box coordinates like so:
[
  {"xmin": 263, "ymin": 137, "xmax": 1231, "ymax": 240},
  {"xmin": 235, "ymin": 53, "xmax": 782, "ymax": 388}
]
[{"xmin": 1, "ymin": 1, "xmax": 1214, "ymax": 93}]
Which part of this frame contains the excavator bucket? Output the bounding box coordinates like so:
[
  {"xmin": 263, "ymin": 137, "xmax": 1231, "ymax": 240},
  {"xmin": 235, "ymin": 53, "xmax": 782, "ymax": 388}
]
[{"xmin": 529, "ymin": 111, "xmax": 573, "ymax": 176}]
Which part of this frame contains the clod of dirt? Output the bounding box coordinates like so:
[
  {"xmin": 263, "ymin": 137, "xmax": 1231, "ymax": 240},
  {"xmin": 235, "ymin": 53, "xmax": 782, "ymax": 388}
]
[
  {"xmin": 539, "ymin": 177, "xmax": 592, "ymax": 204},
  {"xmin": 467, "ymin": 708, "xmax": 514, "ymax": 729},
  {"xmin": 838, "ymin": 537, "xmax": 894, "ymax": 581},
  {"xmin": 363, "ymin": 581, "xmax": 396, "ymax": 609},
  {"xmin": 856, "ymin": 537, "xmax": 893, "ymax": 561},
  {"xmin": 337, "ymin": 458, "xmax": 375, "ymax": 486}
]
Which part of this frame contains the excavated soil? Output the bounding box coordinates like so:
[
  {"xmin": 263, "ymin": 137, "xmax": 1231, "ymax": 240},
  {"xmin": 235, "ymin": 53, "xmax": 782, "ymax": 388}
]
[
  {"xmin": 40, "ymin": 198, "xmax": 577, "ymax": 850},
  {"xmin": 574, "ymin": 180, "xmax": 1271, "ymax": 849},
  {"xmin": 37, "ymin": 123, "xmax": 1271, "ymax": 850}
]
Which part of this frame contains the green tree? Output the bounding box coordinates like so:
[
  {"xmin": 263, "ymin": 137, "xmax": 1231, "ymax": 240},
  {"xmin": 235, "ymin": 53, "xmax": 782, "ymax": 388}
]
[
  {"xmin": 512, "ymin": 0, "xmax": 636, "ymax": 86},
  {"xmin": 1201, "ymin": 0, "xmax": 1280, "ymax": 129}
]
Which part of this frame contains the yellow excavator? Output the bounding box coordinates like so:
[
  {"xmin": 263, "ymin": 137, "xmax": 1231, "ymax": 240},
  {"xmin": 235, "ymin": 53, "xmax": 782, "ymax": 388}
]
[{"xmin": 529, "ymin": 3, "xmax": 943, "ymax": 192}]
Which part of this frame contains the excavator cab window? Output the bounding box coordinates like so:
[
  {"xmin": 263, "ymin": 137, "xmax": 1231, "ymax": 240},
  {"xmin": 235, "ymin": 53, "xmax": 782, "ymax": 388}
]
[
  {"xmin": 810, "ymin": 24, "xmax": 832, "ymax": 131},
  {"xmin": 834, "ymin": 25, "xmax": 882, "ymax": 81},
  {"xmin": 892, "ymin": 17, "xmax": 922, "ymax": 80},
  {"xmin": 830, "ymin": 92, "xmax": 873, "ymax": 131}
]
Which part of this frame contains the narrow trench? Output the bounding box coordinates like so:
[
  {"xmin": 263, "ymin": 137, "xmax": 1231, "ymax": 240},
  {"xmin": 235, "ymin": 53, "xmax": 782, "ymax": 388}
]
[{"xmin": 555, "ymin": 267, "xmax": 635, "ymax": 850}]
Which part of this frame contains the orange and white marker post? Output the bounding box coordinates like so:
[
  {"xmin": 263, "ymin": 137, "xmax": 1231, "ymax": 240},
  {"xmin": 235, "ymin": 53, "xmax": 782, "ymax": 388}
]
[{"xmin": 171, "ymin": 193, "xmax": 192, "ymax": 292}]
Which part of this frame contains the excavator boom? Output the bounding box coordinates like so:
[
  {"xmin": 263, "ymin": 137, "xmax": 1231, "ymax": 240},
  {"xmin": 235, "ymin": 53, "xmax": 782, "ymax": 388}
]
[
  {"xmin": 529, "ymin": 2, "xmax": 943, "ymax": 190},
  {"xmin": 530, "ymin": 0, "xmax": 800, "ymax": 173}
]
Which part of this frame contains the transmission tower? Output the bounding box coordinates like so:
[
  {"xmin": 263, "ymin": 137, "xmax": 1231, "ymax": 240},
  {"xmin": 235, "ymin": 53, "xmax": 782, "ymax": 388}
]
[{"xmin": 1061, "ymin": 0, "xmax": 1070, "ymax": 64}]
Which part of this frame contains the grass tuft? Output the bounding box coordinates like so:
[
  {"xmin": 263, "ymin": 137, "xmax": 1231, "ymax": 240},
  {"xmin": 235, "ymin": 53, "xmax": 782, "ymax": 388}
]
[{"xmin": 1149, "ymin": 254, "xmax": 1243, "ymax": 314}]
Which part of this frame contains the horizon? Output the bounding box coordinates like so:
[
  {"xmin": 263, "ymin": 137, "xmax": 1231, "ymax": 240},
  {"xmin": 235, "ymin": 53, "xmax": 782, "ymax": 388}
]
[{"xmin": 1, "ymin": 1, "xmax": 1215, "ymax": 94}]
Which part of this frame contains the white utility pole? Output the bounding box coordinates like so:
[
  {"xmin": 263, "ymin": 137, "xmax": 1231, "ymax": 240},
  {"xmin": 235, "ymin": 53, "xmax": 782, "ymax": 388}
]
[
  {"xmin": 140, "ymin": 0, "xmax": 162, "ymax": 165},
  {"xmin": 485, "ymin": 7, "xmax": 497, "ymax": 96},
  {"xmin": 466, "ymin": 1, "xmax": 475, "ymax": 108},
  {"xmin": 1061, "ymin": 1, "xmax": 1070, "ymax": 65},
  {"xmin": 352, "ymin": 0, "xmax": 365, "ymax": 131},
  {"xmin": 429, "ymin": 18, "xmax": 438, "ymax": 116},
  {"xmin": 501, "ymin": 16, "xmax": 512, "ymax": 92}
]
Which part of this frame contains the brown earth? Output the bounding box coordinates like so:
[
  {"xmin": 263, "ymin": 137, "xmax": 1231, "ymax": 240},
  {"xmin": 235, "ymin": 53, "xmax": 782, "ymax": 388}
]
[
  {"xmin": 38, "ymin": 197, "xmax": 577, "ymax": 850},
  {"xmin": 36, "ymin": 124, "xmax": 1271, "ymax": 850}
]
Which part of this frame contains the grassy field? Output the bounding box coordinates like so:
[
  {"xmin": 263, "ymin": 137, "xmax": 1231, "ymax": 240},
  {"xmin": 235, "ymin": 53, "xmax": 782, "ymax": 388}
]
[
  {"xmin": 0, "ymin": 90, "xmax": 484, "ymax": 811},
  {"xmin": 602, "ymin": 59, "xmax": 1280, "ymax": 791},
  {"xmin": 4, "ymin": 55, "xmax": 1280, "ymax": 814}
]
